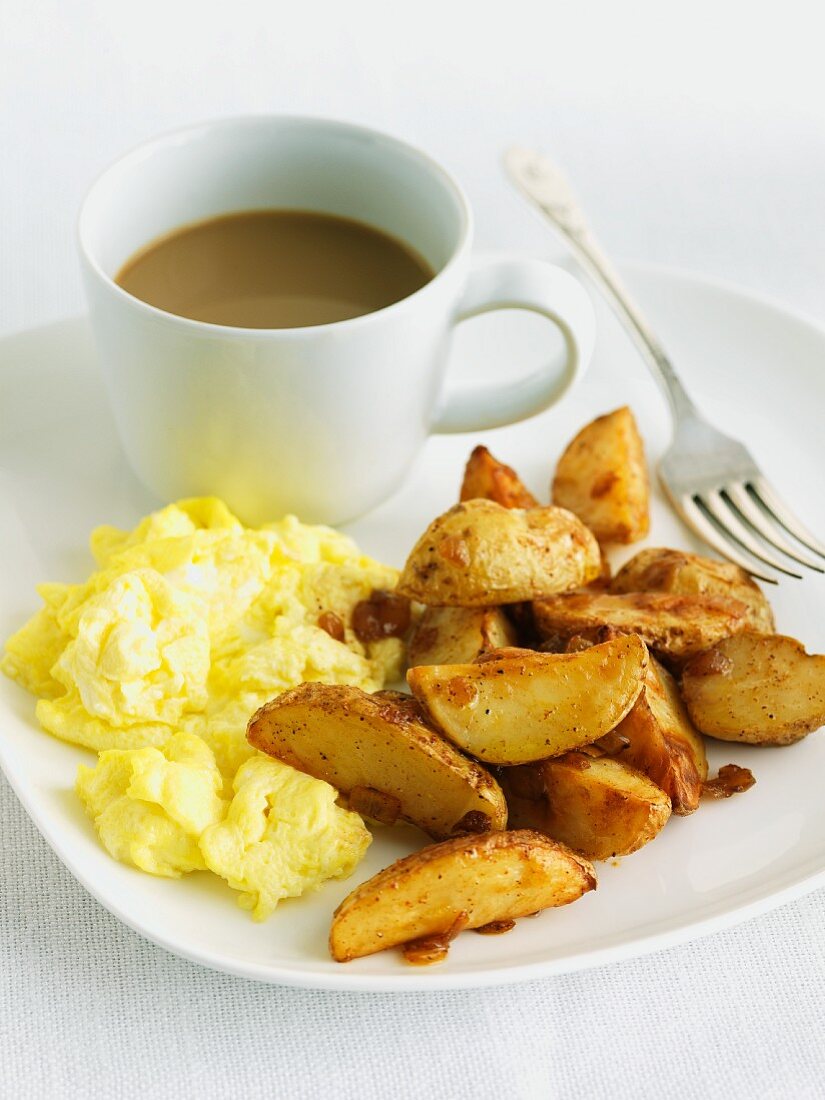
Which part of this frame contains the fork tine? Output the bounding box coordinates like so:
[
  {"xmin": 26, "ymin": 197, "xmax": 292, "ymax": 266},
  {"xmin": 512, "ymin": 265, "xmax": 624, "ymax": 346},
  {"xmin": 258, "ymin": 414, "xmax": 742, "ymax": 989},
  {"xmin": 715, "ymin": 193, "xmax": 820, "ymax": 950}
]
[
  {"xmin": 724, "ymin": 484, "xmax": 825, "ymax": 572},
  {"xmin": 749, "ymin": 478, "xmax": 825, "ymax": 561},
  {"xmin": 699, "ymin": 491, "xmax": 803, "ymax": 579},
  {"xmin": 678, "ymin": 495, "xmax": 779, "ymax": 583}
]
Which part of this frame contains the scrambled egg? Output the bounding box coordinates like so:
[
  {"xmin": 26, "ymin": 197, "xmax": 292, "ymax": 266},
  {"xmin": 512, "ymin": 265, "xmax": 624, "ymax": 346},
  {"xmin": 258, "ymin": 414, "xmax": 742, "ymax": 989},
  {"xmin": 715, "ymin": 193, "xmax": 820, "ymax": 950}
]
[
  {"xmin": 54, "ymin": 569, "xmax": 211, "ymax": 726},
  {"xmin": 200, "ymin": 755, "xmax": 371, "ymax": 920},
  {"xmin": 76, "ymin": 732, "xmax": 225, "ymax": 877},
  {"xmin": 2, "ymin": 497, "xmax": 396, "ymax": 915},
  {"xmin": 2, "ymin": 497, "xmax": 403, "ymax": 778}
]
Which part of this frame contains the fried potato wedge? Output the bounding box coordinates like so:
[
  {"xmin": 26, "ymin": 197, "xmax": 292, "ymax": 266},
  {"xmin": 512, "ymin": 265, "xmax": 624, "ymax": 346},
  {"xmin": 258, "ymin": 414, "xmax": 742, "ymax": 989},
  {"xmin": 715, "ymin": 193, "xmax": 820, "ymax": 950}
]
[
  {"xmin": 247, "ymin": 685, "xmax": 507, "ymax": 839},
  {"xmin": 397, "ymin": 500, "xmax": 601, "ymax": 606},
  {"xmin": 552, "ymin": 406, "xmax": 650, "ymax": 544},
  {"xmin": 611, "ymin": 547, "xmax": 774, "ymax": 633},
  {"xmin": 460, "ymin": 445, "xmax": 538, "ymax": 508},
  {"xmin": 556, "ymin": 617, "xmax": 707, "ymax": 811},
  {"xmin": 681, "ymin": 633, "xmax": 825, "ymax": 745},
  {"xmin": 329, "ymin": 829, "xmax": 595, "ymax": 962},
  {"xmin": 616, "ymin": 657, "xmax": 708, "ymax": 814},
  {"xmin": 500, "ymin": 755, "xmax": 671, "ymax": 860},
  {"xmin": 407, "ymin": 635, "xmax": 648, "ymax": 765},
  {"xmin": 408, "ymin": 605, "xmax": 518, "ymax": 667},
  {"xmin": 533, "ymin": 590, "xmax": 747, "ymax": 662}
]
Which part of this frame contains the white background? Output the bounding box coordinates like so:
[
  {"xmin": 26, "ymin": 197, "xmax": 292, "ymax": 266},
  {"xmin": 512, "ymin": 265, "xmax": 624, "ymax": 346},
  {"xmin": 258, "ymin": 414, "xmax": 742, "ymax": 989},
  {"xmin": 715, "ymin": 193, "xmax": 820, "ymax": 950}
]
[{"xmin": 2, "ymin": 1, "xmax": 825, "ymax": 1096}]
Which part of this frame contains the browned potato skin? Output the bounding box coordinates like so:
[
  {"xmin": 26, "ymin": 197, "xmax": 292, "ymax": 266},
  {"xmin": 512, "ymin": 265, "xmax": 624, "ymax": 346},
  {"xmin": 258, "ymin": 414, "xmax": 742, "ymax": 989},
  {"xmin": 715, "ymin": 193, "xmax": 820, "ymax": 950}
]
[
  {"xmin": 681, "ymin": 633, "xmax": 825, "ymax": 745},
  {"xmin": 611, "ymin": 547, "xmax": 774, "ymax": 633},
  {"xmin": 329, "ymin": 829, "xmax": 596, "ymax": 962},
  {"xmin": 616, "ymin": 657, "xmax": 708, "ymax": 814},
  {"xmin": 500, "ymin": 755, "xmax": 671, "ymax": 860},
  {"xmin": 532, "ymin": 590, "xmax": 748, "ymax": 662},
  {"xmin": 557, "ymin": 630, "xmax": 707, "ymax": 813},
  {"xmin": 247, "ymin": 684, "xmax": 507, "ymax": 839},
  {"xmin": 408, "ymin": 606, "xmax": 518, "ymax": 667},
  {"xmin": 552, "ymin": 406, "xmax": 650, "ymax": 544},
  {"xmin": 407, "ymin": 636, "xmax": 648, "ymax": 765},
  {"xmin": 397, "ymin": 500, "xmax": 601, "ymax": 607},
  {"xmin": 460, "ymin": 445, "xmax": 538, "ymax": 508}
]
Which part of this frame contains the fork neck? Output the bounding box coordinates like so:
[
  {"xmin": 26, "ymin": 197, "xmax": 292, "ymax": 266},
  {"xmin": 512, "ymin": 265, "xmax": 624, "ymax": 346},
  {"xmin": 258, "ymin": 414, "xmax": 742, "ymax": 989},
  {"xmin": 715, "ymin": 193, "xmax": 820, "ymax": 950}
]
[
  {"xmin": 641, "ymin": 345, "xmax": 701, "ymax": 424},
  {"xmin": 559, "ymin": 228, "xmax": 700, "ymax": 425}
]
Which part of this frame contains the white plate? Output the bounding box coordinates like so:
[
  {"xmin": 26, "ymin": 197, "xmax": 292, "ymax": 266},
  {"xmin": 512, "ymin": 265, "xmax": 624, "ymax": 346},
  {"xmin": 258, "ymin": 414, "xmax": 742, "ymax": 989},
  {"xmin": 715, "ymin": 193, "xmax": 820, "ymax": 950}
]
[{"xmin": 2, "ymin": 263, "xmax": 825, "ymax": 991}]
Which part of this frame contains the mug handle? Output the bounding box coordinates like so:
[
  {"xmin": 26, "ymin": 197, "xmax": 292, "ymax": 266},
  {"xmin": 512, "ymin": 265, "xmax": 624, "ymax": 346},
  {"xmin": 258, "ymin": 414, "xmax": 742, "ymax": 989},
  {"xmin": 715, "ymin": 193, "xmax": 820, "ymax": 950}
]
[{"xmin": 432, "ymin": 256, "xmax": 595, "ymax": 433}]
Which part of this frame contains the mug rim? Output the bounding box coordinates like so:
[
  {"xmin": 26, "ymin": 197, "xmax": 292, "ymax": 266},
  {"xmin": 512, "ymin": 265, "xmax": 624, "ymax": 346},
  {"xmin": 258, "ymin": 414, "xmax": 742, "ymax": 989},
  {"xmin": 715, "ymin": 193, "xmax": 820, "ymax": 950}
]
[{"xmin": 77, "ymin": 114, "xmax": 473, "ymax": 339}]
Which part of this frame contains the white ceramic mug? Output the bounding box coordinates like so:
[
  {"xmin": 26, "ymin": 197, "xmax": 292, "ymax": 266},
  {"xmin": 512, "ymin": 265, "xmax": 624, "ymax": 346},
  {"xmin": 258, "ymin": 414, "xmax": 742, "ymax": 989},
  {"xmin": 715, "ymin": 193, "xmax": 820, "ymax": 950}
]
[{"xmin": 78, "ymin": 116, "xmax": 595, "ymax": 525}]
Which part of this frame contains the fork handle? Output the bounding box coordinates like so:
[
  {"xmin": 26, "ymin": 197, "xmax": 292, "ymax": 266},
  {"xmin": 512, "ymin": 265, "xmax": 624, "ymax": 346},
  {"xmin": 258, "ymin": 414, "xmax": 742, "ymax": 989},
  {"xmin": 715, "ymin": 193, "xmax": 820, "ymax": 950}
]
[{"xmin": 505, "ymin": 148, "xmax": 698, "ymax": 424}]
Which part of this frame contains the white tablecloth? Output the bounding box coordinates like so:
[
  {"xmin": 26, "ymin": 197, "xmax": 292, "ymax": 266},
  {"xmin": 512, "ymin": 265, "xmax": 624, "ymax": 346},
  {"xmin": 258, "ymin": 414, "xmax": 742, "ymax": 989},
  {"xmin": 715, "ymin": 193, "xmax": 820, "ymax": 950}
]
[
  {"xmin": 2, "ymin": 2, "xmax": 824, "ymax": 1095},
  {"xmin": 2, "ymin": 769, "xmax": 823, "ymax": 1100}
]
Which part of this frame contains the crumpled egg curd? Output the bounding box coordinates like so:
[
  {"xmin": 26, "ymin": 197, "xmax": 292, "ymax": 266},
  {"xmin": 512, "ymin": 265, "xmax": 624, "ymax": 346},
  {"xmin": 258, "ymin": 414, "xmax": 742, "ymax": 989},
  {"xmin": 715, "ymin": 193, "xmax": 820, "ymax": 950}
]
[
  {"xmin": 74, "ymin": 732, "xmax": 370, "ymax": 912},
  {"xmin": 200, "ymin": 755, "xmax": 372, "ymax": 920},
  {"xmin": 76, "ymin": 731, "xmax": 226, "ymax": 877},
  {"xmin": 2, "ymin": 496, "xmax": 403, "ymax": 914},
  {"xmin": 3, "ymin": 497, "xmax": 402, "ymax": 776}
]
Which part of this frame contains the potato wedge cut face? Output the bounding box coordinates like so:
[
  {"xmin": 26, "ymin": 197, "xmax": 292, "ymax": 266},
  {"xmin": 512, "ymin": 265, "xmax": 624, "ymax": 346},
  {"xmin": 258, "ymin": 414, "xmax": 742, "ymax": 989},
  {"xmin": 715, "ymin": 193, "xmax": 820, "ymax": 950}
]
[
  {"xmin": 616, "ymin": 657, "xmax": 708, "ymax": 814},
  {"xmin": 459, "ymin": 445, "xmax": 538, "ymax": 509},
  {"xmin": 247, "ymin": 685, "xmax": 507, "ymax": 839},
  {"xmin": 533, "ymin": 590, "xmax": 747, "ymax": 662},
  {"xmin": 408, "ymin": 605, "xmax": 518, "ymax": 667},
  {"xmin": 552, "ymin": 406, "xmax": 650, "ymax": 544},
  {"xmin": 407, "ymin": 635, "xmax": 648, "ymax": 765},
  {"xmin": 329, "ymin": 829, "xmax": 595, "ymax": 962},
  {"xmin": 611, "ymin": 547, "xmax": 775, "ymax": 633},
  {"xmin": 681, "ymin": 633, "xmax": 825, "ymax": 745},
  {"xmin": 397, "ymin": 500, "xmax": 601, "ymax": 606},
  {"xmin": 501, "ymin": 755, "xmax": 671, "ymax": 861}
]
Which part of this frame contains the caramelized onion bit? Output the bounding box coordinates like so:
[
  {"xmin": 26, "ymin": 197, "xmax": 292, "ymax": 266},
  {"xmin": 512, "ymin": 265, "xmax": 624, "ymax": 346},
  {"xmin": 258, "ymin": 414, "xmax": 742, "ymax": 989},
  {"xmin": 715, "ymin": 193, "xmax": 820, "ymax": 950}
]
[
  {"xmin": 317, "ymin": 610, "xmax": 345, "ymax": 642},
  {"xmin": 352, "ymin": 590, "xmax": 411, "ymax": 642},
  {"xmin": 474, "ymin": 918, "xmax": 516, "ymax": 936},
  {"xmin": 702, "ymin": 764, "xmax": 756, "ymax": 799},
  {"xmin": 349, "ymin": 785, "xmax": 402, "ymax": 825},
  {"xmin": 451, "ymin": 810, "xmax": 491, "ymax": 835},
  {"xmin": 402, "ymin": 911, "xmax": 470, "ymax": 966},
  {"xmin": 592, "ymin": 730, "xmax": 631, "ymax": 756}
]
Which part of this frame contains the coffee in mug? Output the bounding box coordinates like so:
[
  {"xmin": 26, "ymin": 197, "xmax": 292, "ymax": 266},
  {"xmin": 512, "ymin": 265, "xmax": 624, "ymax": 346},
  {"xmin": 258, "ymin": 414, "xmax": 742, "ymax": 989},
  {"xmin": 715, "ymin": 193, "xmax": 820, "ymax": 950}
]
[{"xmin": 115, "ymin": 210, "xmax": 434, "ymax": 329}]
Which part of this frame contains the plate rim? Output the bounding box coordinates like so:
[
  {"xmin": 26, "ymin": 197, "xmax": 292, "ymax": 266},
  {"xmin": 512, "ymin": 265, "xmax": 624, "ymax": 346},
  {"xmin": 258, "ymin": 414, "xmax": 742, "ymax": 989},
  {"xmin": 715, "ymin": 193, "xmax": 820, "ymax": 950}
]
[{"xmin": 3, "ymin": 259, "xmax": 825, "ymax": 990}]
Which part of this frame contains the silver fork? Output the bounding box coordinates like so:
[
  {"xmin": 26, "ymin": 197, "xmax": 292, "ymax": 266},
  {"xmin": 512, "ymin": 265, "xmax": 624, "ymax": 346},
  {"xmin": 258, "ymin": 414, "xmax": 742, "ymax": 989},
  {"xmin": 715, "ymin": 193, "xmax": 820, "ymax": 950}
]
[{"xmin": 504, "ymin": 145, "xmax": 825, "ymax": 583}]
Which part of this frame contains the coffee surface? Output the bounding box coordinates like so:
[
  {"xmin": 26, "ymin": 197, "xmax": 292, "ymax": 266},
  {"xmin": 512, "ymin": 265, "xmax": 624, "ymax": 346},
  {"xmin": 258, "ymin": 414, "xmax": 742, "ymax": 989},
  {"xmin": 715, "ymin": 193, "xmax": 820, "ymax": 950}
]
[{"xmin": 115, "ymin": 210, "xmax": 434, "ymax": 328}]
